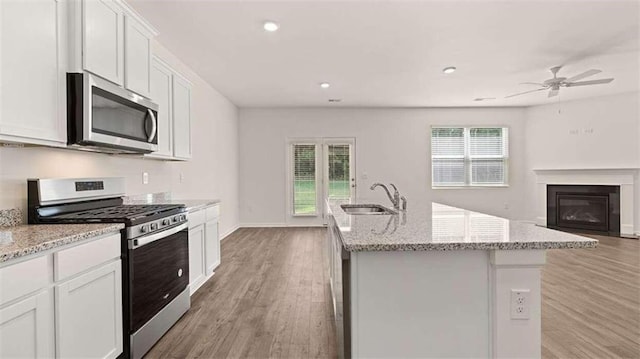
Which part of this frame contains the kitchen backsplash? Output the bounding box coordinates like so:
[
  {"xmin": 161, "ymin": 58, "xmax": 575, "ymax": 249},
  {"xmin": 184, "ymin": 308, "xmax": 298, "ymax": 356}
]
[
  {"xmin": 123, "ymin": 192, "xmax": 172, "ymax": 204},
  {"xmin": 0, "ymin": 208, "xmax": 23, "ymax": 226}
]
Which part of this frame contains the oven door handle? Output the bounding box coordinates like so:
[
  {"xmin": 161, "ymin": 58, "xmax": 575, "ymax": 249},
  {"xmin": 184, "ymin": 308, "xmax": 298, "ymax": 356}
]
[{"xmin": 130, "ymin": 222, "xmax": 188, "ymax": 249}]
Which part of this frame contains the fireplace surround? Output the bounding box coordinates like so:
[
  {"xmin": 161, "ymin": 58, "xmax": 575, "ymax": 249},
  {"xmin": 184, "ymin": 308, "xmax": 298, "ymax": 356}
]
[
  {"xmin": 534, "ymin": 168, "xmax": 636, "ymax": 238},
  {"xmin": 547, "ymin": 184, "xmax": 620, "ymax": 235}
]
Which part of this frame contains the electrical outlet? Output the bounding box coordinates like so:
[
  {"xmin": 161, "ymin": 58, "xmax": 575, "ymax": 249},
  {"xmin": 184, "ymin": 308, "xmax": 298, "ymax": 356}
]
[
  {"xmin": 179, "ymin": 173, "xmax": 184, "ymax": 183},
  {"xmin": 142, "ymin": 172, "xmax": 149, "ymax": 185},
  {"xmin": 510, "ymin": 289, "xmax": 530, "ymax": 320}
]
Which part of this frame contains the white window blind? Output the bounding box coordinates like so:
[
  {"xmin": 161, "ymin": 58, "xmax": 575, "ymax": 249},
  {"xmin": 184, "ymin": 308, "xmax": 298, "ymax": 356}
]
[
  {"xmin": 292, "ymin": 144, "xmax": 317, "ymax": 215},
  {"xmin": 431, "ymin": 127, "xmax": 508, "ymax": 187}
]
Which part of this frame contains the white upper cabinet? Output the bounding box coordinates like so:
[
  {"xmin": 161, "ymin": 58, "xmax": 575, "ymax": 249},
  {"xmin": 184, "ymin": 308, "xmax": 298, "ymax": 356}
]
[
  {"xmin": 124, "ymin": 15, "xmax": 152, "ymax": 97},
  {"xmin": 148, "ymin": 57, "xmax": 174, "ymax": 158},
  {"xmin": 172, "ymin": 75, "xmax": 192, "ymax": 159},
  {"xmin": 71, "ymin": 0, "xmax": 157, "ymax": 94},
  {"xmin": 0, "ymin": 0, "xmax": 67, "ymax": 146},
  {"xmin": 82, "ymin": 0, "xmax": 125, "ymax": 85}
]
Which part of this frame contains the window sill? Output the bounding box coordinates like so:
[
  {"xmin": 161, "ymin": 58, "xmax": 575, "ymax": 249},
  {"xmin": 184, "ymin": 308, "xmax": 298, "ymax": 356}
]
[{"xmin": 432, "ymin": 185, "xmax": 510, "ymax": 189}]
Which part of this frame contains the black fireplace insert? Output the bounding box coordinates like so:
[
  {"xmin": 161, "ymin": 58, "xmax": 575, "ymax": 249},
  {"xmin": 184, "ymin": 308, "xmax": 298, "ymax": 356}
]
[{"xmin": 547, "ymin": 185, "xmax": 620, "ymax": 235}]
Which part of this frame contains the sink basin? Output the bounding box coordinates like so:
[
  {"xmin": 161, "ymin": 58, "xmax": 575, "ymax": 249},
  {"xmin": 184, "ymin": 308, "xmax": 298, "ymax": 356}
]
[{"xmin": 340, "ymin": 204, "xmax": 397, "ymax": 215}]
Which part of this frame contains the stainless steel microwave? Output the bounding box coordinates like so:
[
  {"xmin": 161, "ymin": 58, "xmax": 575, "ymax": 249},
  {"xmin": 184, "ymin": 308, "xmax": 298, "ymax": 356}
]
[{"xmin": 67, "ymin": 73, "xmax": 159, "ymax": 153}]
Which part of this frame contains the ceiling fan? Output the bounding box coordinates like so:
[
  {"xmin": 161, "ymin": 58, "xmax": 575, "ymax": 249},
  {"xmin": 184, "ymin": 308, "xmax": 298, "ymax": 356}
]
[{"xmin": 505, "ymin": 66, "xmax": 614, "ymax": 98}]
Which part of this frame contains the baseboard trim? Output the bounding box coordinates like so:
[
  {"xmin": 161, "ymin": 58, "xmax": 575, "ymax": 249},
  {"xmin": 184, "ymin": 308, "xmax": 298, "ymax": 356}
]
[
  {"xmin": 239, "ymin": 223, "xmax": 325, "ymax": 228},
  {"xmin": 220, "ymin": 224, "xmax": 240, "ymax": 241}
]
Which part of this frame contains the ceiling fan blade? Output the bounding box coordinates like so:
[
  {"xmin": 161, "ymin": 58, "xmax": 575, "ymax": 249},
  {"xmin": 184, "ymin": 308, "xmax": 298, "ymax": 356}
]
[
  {"xmin": 566, "ymin": 69, "xmax": 601, "ymax": 82},
  {"xmin": 566, "ymin": 78, "xmax": 614, "ymax": 87},
  {"xmin": 548, "ymin": 88, "xmax": 559, "ymax": 97},
  {"xmin": 519, "ymin": 82, "xmax": 545, "ymax": 86},
  {"xmin": 505, "ymin": 88, "xmax": 546, "ymax": 98}
]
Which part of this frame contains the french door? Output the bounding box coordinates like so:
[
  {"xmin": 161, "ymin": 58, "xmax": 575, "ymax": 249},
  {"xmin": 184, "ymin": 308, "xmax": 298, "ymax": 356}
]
[{"xmin": 288, "ymin": 138, "xmax": 355, "ymax": 225}]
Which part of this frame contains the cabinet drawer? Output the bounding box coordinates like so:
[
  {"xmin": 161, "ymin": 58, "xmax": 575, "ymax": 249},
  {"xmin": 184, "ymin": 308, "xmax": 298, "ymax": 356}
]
[
  {"xmin": 188, "ymin": 209, "xmax": 205, "ymax": 228},
  {"xmin": 54, "ymin": 233, "xmax": 121, "ymax": 282},
  {"xmin": 205, "ymin": 205, "xmax": 219, "ymax": 222},
  {"xmin": 0, "ymin": 255, "xmax": 49, "ymax": 306}
]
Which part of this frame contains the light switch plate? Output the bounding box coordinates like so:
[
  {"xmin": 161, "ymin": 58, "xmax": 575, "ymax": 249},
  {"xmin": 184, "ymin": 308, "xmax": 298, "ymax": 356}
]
[{"xmin": 142, "ymin": 172, "xmax": 149, "ymax": 185}]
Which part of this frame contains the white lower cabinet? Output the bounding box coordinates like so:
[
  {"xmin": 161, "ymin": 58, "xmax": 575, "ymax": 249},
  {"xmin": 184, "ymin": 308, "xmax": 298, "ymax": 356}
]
[
  {"xmin": 188, "ymin": 224, "xmax": 206, "ymax": 295},
  {"xmin": 0, "ymin": 290, "xmax": 54, "ymax": 359},
  {"xmin": 55, "ymin": 260, "xmax": 122, "ymax": 359},
  {"xmin": 188, "ymin": 204, "xmax": 221, "ymax": 295},
  {"xmin": 204, "ymin": 220, "xmax": 220, "ymax": 276},
  {"xmin": 0, "ymin": 232, "xmax": 122, "ymax": 358}
]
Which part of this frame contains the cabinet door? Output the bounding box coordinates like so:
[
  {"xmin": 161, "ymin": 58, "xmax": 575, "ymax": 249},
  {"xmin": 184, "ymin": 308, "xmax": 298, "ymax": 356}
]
[
  {"xmin": 56, "ymin": 260, "xmax": 123, "ymax": 359},
  {"xmin": 0, "ymin": 291, "xmax": 53, "ymax": 359},
  {"xmin": 83, "ymin": 0, "xmax": 124, "ymax": 85},
  {"xmin": 0, "ymin": 0, "xmax": 66, "ymax": 145},
  {"xmin": 172, "ymin": 75, "xmax": 192, "ymax": 159},
  {"xmin": 205, "ymin": 220, "xmax": 220, "ymax": 275},
  {"xmin": 149, "ymin": 58, "xmax": 173, "ymax": 158},
  {"xmin": 124, "ymin": 15, "xmax": 152, "ymax": 97},
  {"xmin": 188, "ymin": 224, "xmax": 206, "ymax": 295}
]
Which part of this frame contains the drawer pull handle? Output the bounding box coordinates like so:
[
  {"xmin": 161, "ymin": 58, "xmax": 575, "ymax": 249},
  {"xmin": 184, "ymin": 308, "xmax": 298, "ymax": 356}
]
[
  {"xmin": 178, "ymin": 268, "xmax": 183, "ymax": 277},
  {"xmin": 163, "ymin": 293, "xmax": 169, "ymax": 299}
]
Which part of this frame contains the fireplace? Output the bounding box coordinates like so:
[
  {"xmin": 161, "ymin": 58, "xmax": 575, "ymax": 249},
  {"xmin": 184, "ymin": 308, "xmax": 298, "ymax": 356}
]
[{"xmin": 547, "ymin": 185, "xmax": 620, "ymax": 235}]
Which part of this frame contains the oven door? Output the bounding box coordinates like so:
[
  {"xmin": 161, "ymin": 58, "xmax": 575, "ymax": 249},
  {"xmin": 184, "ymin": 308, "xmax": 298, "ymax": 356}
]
[
  {"xmin": 129, "ymin": 223, "xmax": 189, "ymax": 333},
  {"xmin": 67, "ymin": 73, "xmax": 159, "ymax": 153}
]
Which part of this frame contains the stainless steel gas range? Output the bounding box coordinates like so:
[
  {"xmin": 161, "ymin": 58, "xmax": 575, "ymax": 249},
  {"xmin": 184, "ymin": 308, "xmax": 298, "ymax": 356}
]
[{"xmin": 28, "ymin": 177, "xmax": 190, "ymax": 359}]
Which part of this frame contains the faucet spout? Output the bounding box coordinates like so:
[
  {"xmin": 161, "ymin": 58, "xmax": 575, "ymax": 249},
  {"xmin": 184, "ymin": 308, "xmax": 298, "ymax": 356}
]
[{"xmin": 370, "ymin": 183, "xmax": 399, "ymax": 209}]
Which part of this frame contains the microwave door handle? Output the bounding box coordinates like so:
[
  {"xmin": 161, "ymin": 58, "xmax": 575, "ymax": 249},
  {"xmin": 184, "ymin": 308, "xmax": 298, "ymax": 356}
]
[{"xmin": 147, "ymin": 109, "xmax": 157, "ymax": 142}]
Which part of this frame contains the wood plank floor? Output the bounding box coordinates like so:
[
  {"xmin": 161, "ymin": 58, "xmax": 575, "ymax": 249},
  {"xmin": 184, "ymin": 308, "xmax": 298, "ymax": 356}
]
[
  {"xmin": 145, "ymin": 228, "xmax": 337, "ymax": 359},
  {"xmin": 542, "ymin": 233, "xmax": 640, "ymax": 359},
  {"xmin": 145, "ymin": 228, "xmax": 639, "ymax": 359}
]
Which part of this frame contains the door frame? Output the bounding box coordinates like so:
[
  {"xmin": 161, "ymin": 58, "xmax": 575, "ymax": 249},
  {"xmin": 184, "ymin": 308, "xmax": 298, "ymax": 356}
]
[
  {"xmin": 285, "ymin": 137, "xmax": 356, "ymax": 226},
  {"xmin": 322, "ymin": 138, "xmax": 356, "ymax": 223}
]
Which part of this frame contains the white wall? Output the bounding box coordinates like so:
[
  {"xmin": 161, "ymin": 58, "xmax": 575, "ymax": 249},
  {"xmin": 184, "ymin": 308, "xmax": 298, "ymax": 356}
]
[
  {"xmin": 0, "ymin": 42, "xmax": 240, "ymax": 237},
  {"xmin": 239, "ymin": 107, "xmax": 528, "ymax": 226},
  {"xmin": 523, "ymin": 92, "xmax": 640, "ymax": 234}
]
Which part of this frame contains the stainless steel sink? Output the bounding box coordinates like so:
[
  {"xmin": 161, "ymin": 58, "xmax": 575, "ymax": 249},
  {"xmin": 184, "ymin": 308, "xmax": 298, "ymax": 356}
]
[{"xmin": 340, "ymin": 204, "xmax": 397, "ymax": 215}]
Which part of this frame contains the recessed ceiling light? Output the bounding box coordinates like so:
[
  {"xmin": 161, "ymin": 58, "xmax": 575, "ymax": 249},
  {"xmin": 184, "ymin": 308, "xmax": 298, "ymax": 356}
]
[
  {"xmin": 263, "ymin": 21, "xmax": 279, "ymax": 32},
  {"xmin": 442, "ymin": 66, "xmax": 457, "ymax": 74},
  {"xmin": 320, "ymin": 82, "xmax": 330, "ymax": 89},
  {"xmin": 473, "ymin": 97, "xmax": 496, "ymax": 102},
  {"xmin": 328, "ymin": 99, "xmax": 342, "ymax": 103}
]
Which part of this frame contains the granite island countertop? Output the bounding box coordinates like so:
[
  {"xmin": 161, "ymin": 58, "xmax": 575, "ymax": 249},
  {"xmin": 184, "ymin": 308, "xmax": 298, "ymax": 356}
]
[
  {"xmin": 0, "ymin": 223, "xmax": 124, "ymax": 263},
  {"xmin": 327, "ymin": 199, "xmax": 598, "ymax": 252}
]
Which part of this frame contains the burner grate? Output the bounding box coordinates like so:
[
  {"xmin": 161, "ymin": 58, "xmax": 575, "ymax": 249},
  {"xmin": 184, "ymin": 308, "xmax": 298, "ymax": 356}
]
[{"xmin": 51, "ymin": 205, "xmax": 184, "ymax": 220}]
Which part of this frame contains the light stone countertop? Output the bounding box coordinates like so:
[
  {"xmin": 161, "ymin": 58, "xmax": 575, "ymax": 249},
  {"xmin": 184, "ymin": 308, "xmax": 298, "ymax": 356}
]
[
  {"xmin": 0, "ymin": 223, "xmax": 124, "ymax": 264},
  {"xmin": 327, "ymin": 199, "xmax": 598, "ymax": 252},
  {"xmin": 126, "ymin": 198, "xmax": 220, "ymax": 213}
]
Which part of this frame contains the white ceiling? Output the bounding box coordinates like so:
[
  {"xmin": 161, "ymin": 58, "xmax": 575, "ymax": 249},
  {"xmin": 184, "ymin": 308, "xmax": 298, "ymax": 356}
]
[{"xmin": 129, "ymin": 0, "xmax": 640, "ymax": 108}]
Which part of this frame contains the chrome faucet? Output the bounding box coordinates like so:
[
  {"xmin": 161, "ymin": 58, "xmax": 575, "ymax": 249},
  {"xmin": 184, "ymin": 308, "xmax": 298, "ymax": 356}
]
[{"xmin": 370, "ymin": 182, "xmax": 400, "ymax": 210}]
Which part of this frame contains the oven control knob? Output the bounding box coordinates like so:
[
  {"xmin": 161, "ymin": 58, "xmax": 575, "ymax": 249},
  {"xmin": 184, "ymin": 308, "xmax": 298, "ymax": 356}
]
[
  {"xmin": 162, "ymin": 219, "xmax": 170, "ymax": 226},
  {"xmin": 180, "ymin": 215, "xmax": 187, "ymax": 221},
  {"xmin": 140, "ymin": 225, "xmax": 149, "ymax": 233},
  {"xmin": 150, "ymin": 223, "xmax": 158, "ymax": 230},
  {"xmin": 173, "ymin": 216, "xmax": 179, "ymax": 222}
]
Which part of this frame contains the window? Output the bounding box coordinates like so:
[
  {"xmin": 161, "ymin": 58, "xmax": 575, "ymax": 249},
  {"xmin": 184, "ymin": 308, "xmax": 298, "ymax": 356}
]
[
  {"xmin": 431, "ymin": 127, "xmax": 508, "ymax": 187},
  {"xmin": 291, "ymin": 143, "xmax": 317, "ymax": 215}
]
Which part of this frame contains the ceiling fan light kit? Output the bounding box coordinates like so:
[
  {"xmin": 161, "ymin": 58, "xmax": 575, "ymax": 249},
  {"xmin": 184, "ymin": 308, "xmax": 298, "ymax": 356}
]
[{"xmin": 506, "ymin": 66, "xmax": 614, "ymax": 99}]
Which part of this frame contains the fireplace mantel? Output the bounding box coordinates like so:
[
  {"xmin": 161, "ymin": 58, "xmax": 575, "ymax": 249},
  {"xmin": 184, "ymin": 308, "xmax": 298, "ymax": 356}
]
[{"xmin": 534, "ymin": 168, "xmax": 635, "ymax": 237}]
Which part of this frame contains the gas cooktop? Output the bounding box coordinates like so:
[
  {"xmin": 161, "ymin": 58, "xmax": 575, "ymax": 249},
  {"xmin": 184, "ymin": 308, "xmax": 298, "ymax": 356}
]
[{"xmin": 48, "ymin": 204, "xmax": 184, "ymax": 221}]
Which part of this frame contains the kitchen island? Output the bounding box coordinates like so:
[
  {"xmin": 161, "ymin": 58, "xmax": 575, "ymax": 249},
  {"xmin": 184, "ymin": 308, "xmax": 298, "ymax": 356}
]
[{"xmin": 326, "ymin": 200, "xmax": 597, "ymax": 359}]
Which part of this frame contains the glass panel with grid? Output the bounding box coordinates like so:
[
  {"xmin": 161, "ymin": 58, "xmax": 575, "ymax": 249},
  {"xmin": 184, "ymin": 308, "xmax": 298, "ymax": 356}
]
[
  {"xmin": 293, "ymin": 144, "xmax": 316, "ymax": 215},
  {"xmin": 327, "ymin": 145, "xmax": 351, "ymax": 199}
]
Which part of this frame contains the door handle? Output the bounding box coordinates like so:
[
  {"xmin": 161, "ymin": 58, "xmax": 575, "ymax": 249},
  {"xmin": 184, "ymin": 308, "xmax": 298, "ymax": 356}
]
[{"xmin": 146, "ymin": 109, "xmax": 157, "ymax": 142}]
